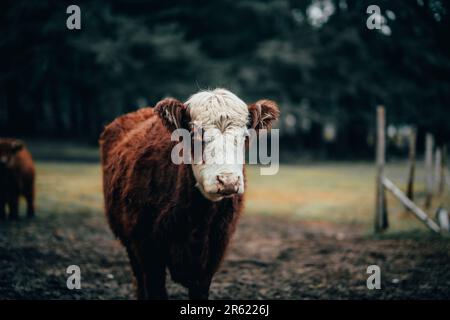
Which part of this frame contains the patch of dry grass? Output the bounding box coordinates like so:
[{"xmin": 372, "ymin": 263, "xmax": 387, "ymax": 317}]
[
  {"xmin": 246, "ymin": 162, "xmax": 450, "ymax": 233},
  {"xmin": 28, "ymin": 161, "xmax": 450, "ymax": 234},
  {"xmin": 33, "ymin": 162, "xmax": 104, "ymax": 215}
]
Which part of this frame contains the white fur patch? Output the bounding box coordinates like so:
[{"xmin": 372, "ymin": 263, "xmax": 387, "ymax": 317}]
[
  {"xmin": 186, "ymin": 88, "xmax": 249, "ymax": 129},
  {"xmin": 185, "ymin": 89, "xmax": 248, "ymax": 201}
]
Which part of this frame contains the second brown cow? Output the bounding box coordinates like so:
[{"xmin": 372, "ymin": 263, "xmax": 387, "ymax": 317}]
[{"xmin": 0, "ymin": 138, "xmax": 35, "ymax": 220}]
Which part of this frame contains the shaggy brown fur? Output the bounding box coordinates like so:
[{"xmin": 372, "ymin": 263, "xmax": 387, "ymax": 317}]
[
  {"xmin": 0, "ymin": 139, "xmax": 35, "ymax": 220},
  {"xmin": 100, "ymin": 98, "xmax": 279, "ymax": 300}
]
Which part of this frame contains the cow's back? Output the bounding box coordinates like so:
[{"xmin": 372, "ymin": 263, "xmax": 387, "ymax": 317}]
[
  {"xmin": 99, "ymin": 107, "xmax": 155, "ymax": 164},
  {"xmin": 14, "ymin": 148, "xmax": 35, "ymax": 187}
]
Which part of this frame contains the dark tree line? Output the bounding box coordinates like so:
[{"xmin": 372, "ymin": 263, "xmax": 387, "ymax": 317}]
[{"xmin": 0, "ymin": 0, "xmax": 449, "ymax": 157}]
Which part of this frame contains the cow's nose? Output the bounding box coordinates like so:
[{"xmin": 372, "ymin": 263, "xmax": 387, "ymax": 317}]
[{"xmin": 216, "ymin": 173, "xmax": 240, "ymax": 195}]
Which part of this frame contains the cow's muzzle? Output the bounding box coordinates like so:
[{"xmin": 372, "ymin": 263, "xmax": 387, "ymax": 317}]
[{"xmin": 216, "ymin": 173, "xmax": 240, "ymax": 195}]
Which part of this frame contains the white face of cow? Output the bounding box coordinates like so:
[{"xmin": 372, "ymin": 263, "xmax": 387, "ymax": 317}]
[
  {"xmin": 186, "ymin": 90, "xmax": 249, "ymax": 201},
  {"xmin": 155, "ymin": 88, "xmax": 280, "ymax": 202}
]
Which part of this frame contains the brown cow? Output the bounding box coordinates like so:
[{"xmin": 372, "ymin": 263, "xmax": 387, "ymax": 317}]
[
  {"xmin": 0, "ymin": 138, "xmax": 35, "ymax": 220},
  {"xmin": 100, "ymin": 89, "xmax": 279, "ymax": 299}
]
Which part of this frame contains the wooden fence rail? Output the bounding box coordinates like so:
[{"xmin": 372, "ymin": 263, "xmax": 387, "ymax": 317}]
[{"xmin": 383, "ymin": 177, "xmax": 440, "ymax": 233}]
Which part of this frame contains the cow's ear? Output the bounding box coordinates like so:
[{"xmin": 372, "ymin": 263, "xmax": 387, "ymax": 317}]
[
  {"xmin": 11, "ymin": 140, "xmax": 24, "ymax": 153},
  {"xmin": 155, "ymin": 98, "xmax": 190, "ymax": 132},
  {"xmin": 248, "ymin": 99, "xmax": 280, "ymax": 131}
]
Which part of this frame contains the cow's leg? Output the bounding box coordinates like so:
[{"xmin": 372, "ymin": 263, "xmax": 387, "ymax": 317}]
[
  {"xmin": 8, "ymin": 196, "xmax": 19, "ymax": 220},
  {"xmin": 140, "ymin": 244, "xmax": 168, "ymax": 300},
  {"xmin": 125, "ymin": 245, "xmax": 146, "ymax": 300},
  {"xmin": 24, "ymin": 183, "xmax": 35, "ymax": 218},
  {"xmin": 188, "ymin": 278, "xmax": 212, "ymax": 300},
  {"xmin": 142, "ymin": 258, "xmax": 168, "ymax": 300}
]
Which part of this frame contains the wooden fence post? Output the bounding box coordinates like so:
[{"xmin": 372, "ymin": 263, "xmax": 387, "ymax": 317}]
[
  {"xmin": 435, "ymin": 148, "xmax": 442, "ymax": 193},
  {"xmin": 425, "ymin": 133, "xmax": 434, "ymax": 209},
  {"xmin": 375, "ymin": 106, "xmax": 388, "ymax": 233},
  {"xmin": 406, "ymin": 127, "xmax": 416, "ymax": 200},
  {"xmin": 439, "ymin": 145, "xmax": 447, "ymax": 195}
]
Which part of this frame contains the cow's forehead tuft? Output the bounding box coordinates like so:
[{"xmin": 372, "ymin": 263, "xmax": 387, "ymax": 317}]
[{"xmin": 186, "ymin": 88, "xmax": 249, "ymax": 128}]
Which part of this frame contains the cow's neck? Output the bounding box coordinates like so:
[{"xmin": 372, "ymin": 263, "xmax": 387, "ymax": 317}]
[{"xmin": 177, "ymin": 163, "xmax": 234, "ymax": 221}]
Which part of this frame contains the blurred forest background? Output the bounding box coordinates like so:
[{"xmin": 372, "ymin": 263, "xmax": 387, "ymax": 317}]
[{"xmin": 0, "ymin": 0, "xmax": 449, "ymax": 159}]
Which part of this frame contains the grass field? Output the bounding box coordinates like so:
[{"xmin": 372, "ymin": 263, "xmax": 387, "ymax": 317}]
[
  {"xmin": 248, "ymin": 162, "xmax": 450, "ymax": 232},
  {"xmin": 31, "ymin": 160, "xmax": 450, "ymax": 234}
]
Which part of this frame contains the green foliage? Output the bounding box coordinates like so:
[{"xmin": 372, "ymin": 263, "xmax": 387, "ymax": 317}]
[{"xmin": 0, "ymin": 0, "xmax": 449, "ymax": 156}]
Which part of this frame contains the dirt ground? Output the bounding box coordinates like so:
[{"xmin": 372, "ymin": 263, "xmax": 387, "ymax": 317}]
[{"xmin": 1, "ymin": 211, "xmax": 449, "ymax": 300}]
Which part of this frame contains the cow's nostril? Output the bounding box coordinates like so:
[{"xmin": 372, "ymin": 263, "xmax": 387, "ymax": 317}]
[
  {"xmin": 216, "ymin": 174, "xmax": 225, "ymax": 185},
  {"xmin": 217, "ymin": 173, "xmax": 233, "ymax": 185},
  {"xmin": 216, "ymin": 173, "xmax": 239, "ymax": 195}
]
